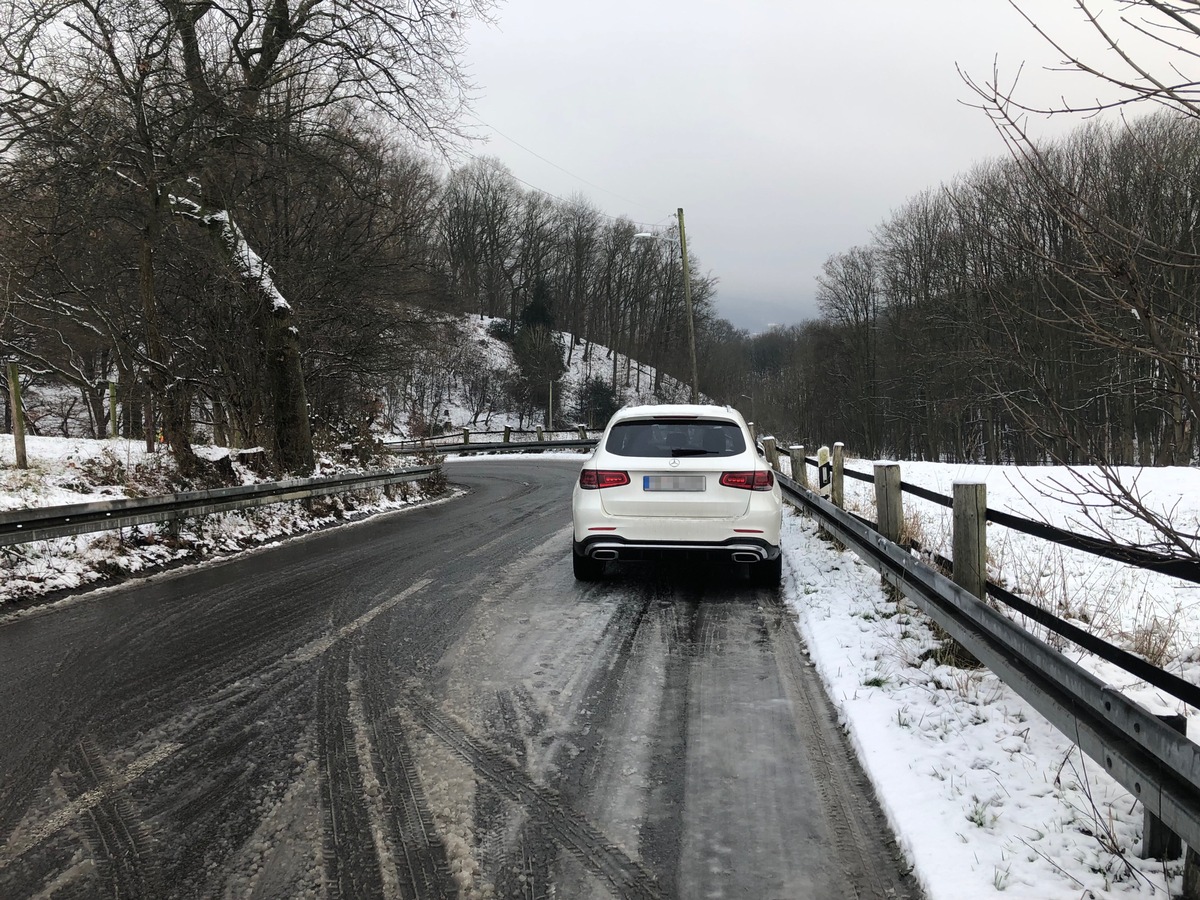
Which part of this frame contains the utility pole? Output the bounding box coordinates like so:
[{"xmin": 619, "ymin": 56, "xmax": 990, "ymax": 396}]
[{"xmin": 677, "ymin": 208, "xmax": 700, "ymax": 404}]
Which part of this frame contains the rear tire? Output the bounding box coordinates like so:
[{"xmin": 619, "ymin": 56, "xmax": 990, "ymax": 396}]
[
  {"xmin": 573, "ymin": 548, "xmax": 606, "ymax": 581},
  {"xmin": 750, "ymin": 554, "xmax": 782, "ymax": 588}
]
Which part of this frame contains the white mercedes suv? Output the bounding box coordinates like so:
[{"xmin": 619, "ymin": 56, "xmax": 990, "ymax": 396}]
[{"xmin": 571, "ymin": 404, "xmax": 783, "ymax": 586}]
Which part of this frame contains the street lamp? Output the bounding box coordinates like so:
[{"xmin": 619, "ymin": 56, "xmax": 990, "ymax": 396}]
[
  {"xmin": 739, "ymin": 392, "xmax": 756, "ymax": 422},
  {"xmin": 634, "ymin": 207, "xmax": 700, "ymax": 405}
]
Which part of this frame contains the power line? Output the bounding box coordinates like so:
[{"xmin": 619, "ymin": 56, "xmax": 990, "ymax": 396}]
[
  {"xmin": 455, "ymin": 116, "xmax": 673, "ymax": 232},
  {"xmin": 468, "ymin": 114, "xmax": 653, "ymax": 213}
]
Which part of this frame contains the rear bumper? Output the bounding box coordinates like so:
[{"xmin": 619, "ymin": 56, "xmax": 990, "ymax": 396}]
[{"xmin": 573, "ymin": 535, "xmax": 780, "ymax": 564}]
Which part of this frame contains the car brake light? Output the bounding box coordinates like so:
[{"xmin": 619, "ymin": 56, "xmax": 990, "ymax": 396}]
[
  {"xmin": 579, "ymin": 469, "xmax": 631, "ymax": 489},
  {"xmin": 719, "ymin": 470, "xmax": 775, "ymax": 491}
]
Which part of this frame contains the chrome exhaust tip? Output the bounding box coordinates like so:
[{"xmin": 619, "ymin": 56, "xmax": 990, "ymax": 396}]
[
  {"xmin": 732, "ymin": 552, "xmax": 762, "ymax": 563},
  {"xmin": 592, "ymin": 549, "xmax": 619, "ymax": 561}
]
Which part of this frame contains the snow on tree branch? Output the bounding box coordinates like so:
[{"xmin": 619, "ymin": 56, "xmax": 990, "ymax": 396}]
[{"xmin": 168, "ymin": 193, "xmax": 292, "ymax": 313}]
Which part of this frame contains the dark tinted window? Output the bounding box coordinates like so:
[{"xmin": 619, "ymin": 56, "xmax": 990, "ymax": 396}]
[{"xmin": 605, "ymin": 419, "xmax": 746, "ymax": 458}]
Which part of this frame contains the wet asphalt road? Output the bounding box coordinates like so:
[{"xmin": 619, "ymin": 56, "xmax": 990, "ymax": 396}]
[{"xmin": 0, "ymin": 457, "xmax": 919, "ymax": 899}]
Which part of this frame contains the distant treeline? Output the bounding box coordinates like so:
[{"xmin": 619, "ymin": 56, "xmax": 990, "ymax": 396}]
[{"xmin": 724, "ymin": 113, "xmax": 1200, "ymax": 466}]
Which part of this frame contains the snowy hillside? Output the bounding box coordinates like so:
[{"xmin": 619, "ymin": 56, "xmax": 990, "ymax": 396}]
[{"xmin": 413, "ymin": 315, "xmax": 693, "ymax": 434}]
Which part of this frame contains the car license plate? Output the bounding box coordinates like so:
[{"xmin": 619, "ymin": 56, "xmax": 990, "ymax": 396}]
[{"xmin": 643, "ymin": 475, "xmax": 705, "ymax": 492}]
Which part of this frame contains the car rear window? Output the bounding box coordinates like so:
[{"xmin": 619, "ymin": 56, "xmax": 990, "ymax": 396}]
[{"xmin": 604, "ymin": 419, "xmax": 747, "ymax": 458}]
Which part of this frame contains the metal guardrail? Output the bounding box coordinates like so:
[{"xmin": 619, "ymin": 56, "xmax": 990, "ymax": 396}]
[
  {"xmin": 0, "ymin": 466, "xmax": 438, "ymax": 547},
  {"xmin": 777, "ymin": 470, "xmax": 1200, "ymax": 853},
  {"xmin": 403, "ymin": 438, "xmax": 599, "ymax": 455}
]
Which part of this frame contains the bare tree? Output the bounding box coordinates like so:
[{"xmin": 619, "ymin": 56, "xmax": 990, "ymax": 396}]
[
  {"xmin": 950, "ymin": 2, "xmax": 1200, "ymax": 561},
  {"xmin": 817, "ymin": 246, "xmax": 883, "ymax": 453},
  {"xmin": 0, "ymin": 0, "xmax": 495, "ymax": 473}
]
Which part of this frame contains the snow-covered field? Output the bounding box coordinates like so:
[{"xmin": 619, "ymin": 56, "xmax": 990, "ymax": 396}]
[
  {"xmin": 829, "ymin": 458, "xmax": 1200, "ymax": 694},
  {"xmin": 779, "ymin": 455, "xmax": 1200, "ymax": 899}
]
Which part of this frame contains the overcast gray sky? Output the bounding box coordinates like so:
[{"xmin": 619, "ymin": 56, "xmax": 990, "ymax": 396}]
[{"xmin": 459, "ymin": 2, "xmax": 1112, "ymax": 332}]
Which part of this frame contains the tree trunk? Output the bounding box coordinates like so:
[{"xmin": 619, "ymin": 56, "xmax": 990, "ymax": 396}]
[
  {"xmin": 265, "ymin": 303, "xmax": 314, "ymax": 474},
  {"xmin": 141, "ymin": 185, "xmax": 199, "ymax": 475}
]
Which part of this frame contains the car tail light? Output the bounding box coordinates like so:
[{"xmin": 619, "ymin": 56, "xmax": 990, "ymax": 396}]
[
  {"xmin": 719, "ymin": 470, "xmax": 775, "ymax": 491},
  {"xmin": 579, "ymin": 469, "xmax": 631, "ymax": 490}
]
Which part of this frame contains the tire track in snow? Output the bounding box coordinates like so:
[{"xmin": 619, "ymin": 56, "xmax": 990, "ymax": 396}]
[
  {"xmin": 0, "ymin": 578, "xmax": 432, "ymax": 879},
  {"xmin": 0, "ymin": 740, "xmax": 180, "ymax": 874},
  {"xmin": 763, "ymin": 591, "xmax": 920, "ymax": 900},
  {"xmin": 63, "ymin": 737, "xmax": 159, "ymax": 899},
  {"xmin": 358, "ymin": 655, "xmax": 457, "ymax": 899},
  {"xmin": 317, "ymin": 641, "xmax": 387, "ymax": 898},
  {"xmin": 404, "ymin": 691, "xmax": 667, "ymax": 900}
]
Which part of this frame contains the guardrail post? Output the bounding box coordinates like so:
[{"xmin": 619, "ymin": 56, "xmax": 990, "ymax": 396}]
[
  {"xmin": 952, "ymin": 482, "xmax": 987, "ymax": 600},
  {"xmin": 789, "ymin": 445, "xmax": 808, "ymax": 489},
  {"xmin": 874, "ymin": 463, "xmax": 903, "ymax": 544},
  {"xmin": 1144, "ymin": 713, "xmax": 1187, "ymax": 861},
  {"xmin": 503, "ymin": 426, "xmax": 511, "ymax": 443},
  {"xmin": 762, "ymin": 437, "xmax": 779, "ymax": 472},
  {"xmin": 6, "ymin": 361, "xmax": 28, "ymax": 469},
  {"xmin": 831, "ymin": 442, "xmax": 845, "ymax": 508}
]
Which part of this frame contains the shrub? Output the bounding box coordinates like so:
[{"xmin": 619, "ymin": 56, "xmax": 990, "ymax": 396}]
[{"xmin": 486, "ymin": 319, "xmax": 516, "ymax": 343}]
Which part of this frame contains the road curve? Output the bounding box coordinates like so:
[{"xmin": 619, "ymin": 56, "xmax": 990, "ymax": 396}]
[{"xmin": 0, "ymin": 457, "xmax": 919, "ymax": 899}]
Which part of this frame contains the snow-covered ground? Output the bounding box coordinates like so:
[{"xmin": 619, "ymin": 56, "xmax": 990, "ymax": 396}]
[
  {"xmin": 778, "ymin": 455, "xmax": 1200, "ymax": 899},
  {"xmin": 4, "ymin": 431, "xmax": 1200, "ymax": 897},
  {"xmin": 785, "ymin": 513, "xmax": 1180, "ymax": 899},
  {"xmin": 0, "ymin": 434, "xmax": 441, "ymax": 604},
  {"xmin": 826, "ymin": 458, "xmax": 1200, "ymax": 698}
]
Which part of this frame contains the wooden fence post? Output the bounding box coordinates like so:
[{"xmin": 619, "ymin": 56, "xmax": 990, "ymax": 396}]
[
  {"xmin": 577, "ymin": 425, "xmax": 586, "ymax": 439},
  {"xmin": 144, "ymin": 393, "xmax": 155, "ymax": 453},
  {"xmin": 762, "ymin": 437, "xmax": 779, "ymax": 471},
  {"xmin": 1185, "ymin": 848, "xmax": 1200, "ymax": 900},
  {"xmin": 108, "ymin": 380, "xmax": 118, "ymax": 438},
  {"xmin": 831, "ymin": 442, "xmax": 845, "ymax": 508},
  {"xmin": 536, "ymin": 426, "xmax": 544, "ymax": 441},
  {"xmin": 874, "ymin": 463, "xmax": 903, "ymax": 544},
  {"xmin": 503, "ymin": 426, "xmax": 511, "ymax": 443},
  {"xmin": 462, "ymin": 427, "xmax": 469, "ymax": 445},
  {"xmin": 789, "ymin": 445, "xmax": 807, "ymax": 489},
  {"xmin": 747, "ymin": 421, "xmax": 757, "ymax": 444},
  {"xmin": 6, "ymin": 361, "xmax": 28, "ymax": 469},
  {"xmin": 952, "ymin": 482, "xmax": 987, "ymax": 601}
]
